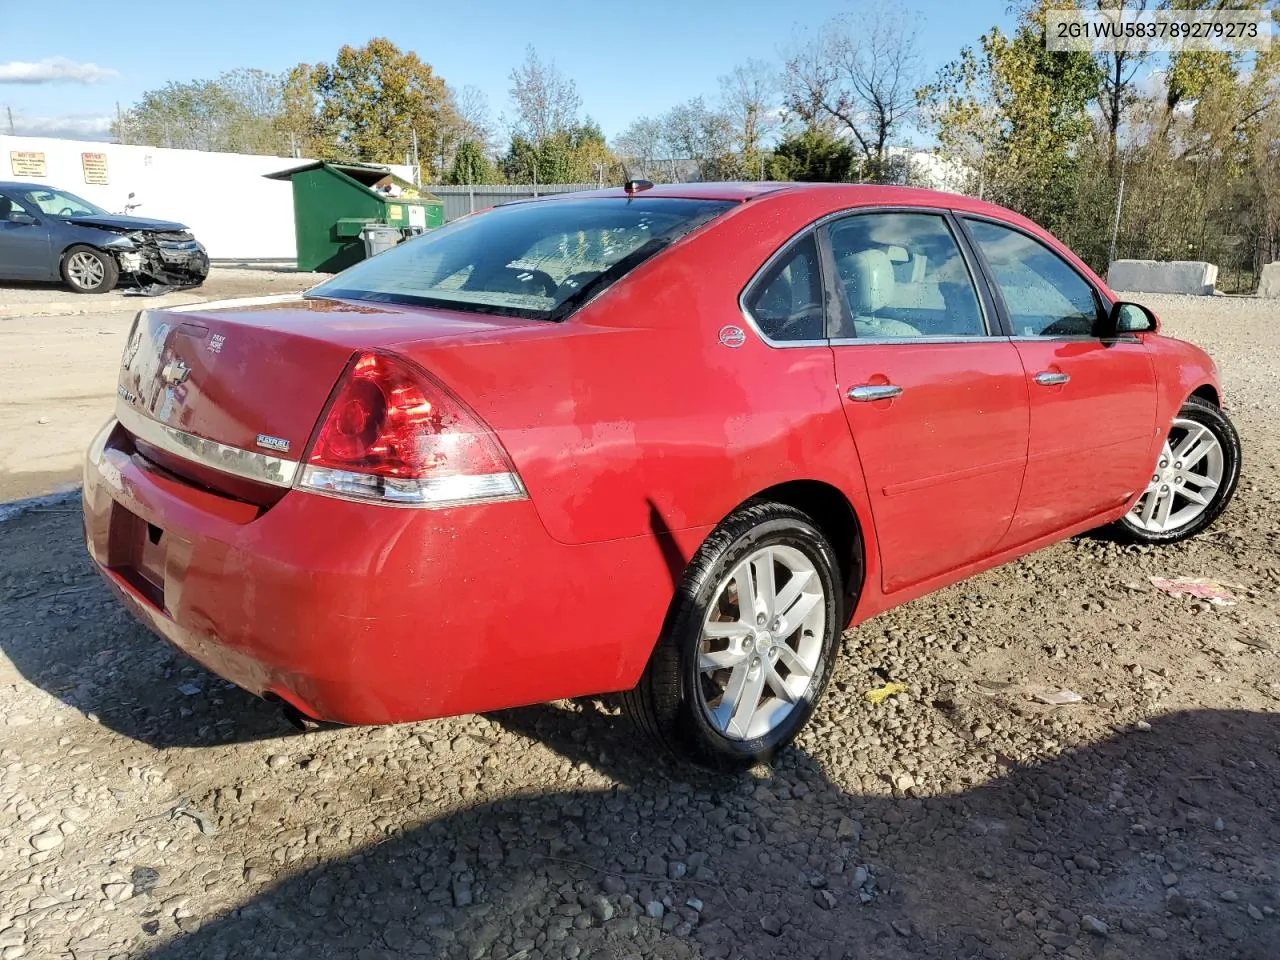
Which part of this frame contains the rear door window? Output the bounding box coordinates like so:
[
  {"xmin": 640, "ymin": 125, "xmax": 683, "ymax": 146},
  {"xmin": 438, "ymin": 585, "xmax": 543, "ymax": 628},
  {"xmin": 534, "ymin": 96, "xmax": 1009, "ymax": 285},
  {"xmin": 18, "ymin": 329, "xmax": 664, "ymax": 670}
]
[{"xmin": 825, "ymin": 212, "xmax": 987, "ymax": 339}]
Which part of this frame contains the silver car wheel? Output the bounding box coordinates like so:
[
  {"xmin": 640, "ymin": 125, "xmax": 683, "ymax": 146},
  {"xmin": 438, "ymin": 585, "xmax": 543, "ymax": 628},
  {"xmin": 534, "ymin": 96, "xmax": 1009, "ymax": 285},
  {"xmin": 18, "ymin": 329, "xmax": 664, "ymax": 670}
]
[
  {"xmin": 1127, "ymin": 416, "xmax": 1225, "ymax": 533},
  {"xmin": 696, "ymin": 544, "xmax": 826, "ymax": 741},
  {"xmin": 66, "ymin": 251, "xmax": 106, "ymax": 289}
]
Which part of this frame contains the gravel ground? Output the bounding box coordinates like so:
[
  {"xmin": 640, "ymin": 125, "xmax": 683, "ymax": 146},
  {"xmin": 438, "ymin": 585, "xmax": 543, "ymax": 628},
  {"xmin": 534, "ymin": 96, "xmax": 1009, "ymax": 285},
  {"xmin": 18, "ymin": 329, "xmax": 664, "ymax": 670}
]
[{"xmin": 0, "ymin": 293, "xmax": 1278, "ymax": 960}]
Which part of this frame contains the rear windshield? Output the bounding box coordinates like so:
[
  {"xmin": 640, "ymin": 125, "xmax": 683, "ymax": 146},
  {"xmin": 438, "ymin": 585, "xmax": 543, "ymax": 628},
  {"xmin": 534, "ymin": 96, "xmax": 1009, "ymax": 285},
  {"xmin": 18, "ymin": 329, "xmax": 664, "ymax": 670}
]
[{"xmin": 307, "ymin": 196, "xmax": 735, "ymax": 320}]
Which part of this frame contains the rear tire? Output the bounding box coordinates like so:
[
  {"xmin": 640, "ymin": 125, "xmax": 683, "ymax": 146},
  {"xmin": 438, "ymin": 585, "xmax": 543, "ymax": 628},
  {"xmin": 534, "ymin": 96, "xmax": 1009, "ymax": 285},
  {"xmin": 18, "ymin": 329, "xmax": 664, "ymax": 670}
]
[
  {"xmin": 622, "ymin": 501, "xmax": 843, "ymax": 771},
  {"xmin": 1113, "ymin": 396, "xmax": 1241, "ymax": 544},
  {"xmin": 61, "ymin": 245, "xmax": 119, "ymax": 294}
]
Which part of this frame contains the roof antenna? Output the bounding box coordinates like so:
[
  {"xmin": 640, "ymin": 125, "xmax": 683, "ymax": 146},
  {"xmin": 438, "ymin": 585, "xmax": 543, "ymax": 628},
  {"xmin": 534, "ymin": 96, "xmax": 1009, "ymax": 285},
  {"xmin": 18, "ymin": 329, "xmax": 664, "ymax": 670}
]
[{"xmin": 623, "ymin": 178, "xmax": 654, "ymax": 194}]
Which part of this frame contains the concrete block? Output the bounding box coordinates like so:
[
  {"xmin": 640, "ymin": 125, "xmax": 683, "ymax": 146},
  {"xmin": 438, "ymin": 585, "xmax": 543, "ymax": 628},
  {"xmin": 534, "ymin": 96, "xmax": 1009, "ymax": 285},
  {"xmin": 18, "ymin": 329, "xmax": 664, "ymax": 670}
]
[
  {"xmin": 1258, "ymin": 262, "xmax": 1280, "ymax": 298},
  {"xmin": 1107, "ymin": 260, "xmax": 1218, "ymax": 296}
]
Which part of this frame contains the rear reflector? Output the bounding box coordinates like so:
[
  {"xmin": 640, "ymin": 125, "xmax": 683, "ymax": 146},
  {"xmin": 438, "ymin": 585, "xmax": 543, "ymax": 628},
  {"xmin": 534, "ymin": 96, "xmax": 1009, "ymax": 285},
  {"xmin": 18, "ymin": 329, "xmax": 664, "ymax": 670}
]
[{"xmin": 298, "ymin": 351, "xmax": 525, "ymax": 508}]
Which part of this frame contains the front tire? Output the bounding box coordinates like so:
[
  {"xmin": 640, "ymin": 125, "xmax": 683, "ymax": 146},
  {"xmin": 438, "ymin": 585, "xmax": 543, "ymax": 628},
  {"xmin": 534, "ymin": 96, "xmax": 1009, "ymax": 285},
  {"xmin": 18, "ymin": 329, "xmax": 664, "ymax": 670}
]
[
  {"xmin": 623, "ymin": 501, "xmax": 844, "ymax": 771},
  {"xmin": 61, "ymin": 245, "xmax": 119, "ymax": 294},
  {"xmin": 1115, "ymin": 396, "xmax": 1241, "ymax": 544}
]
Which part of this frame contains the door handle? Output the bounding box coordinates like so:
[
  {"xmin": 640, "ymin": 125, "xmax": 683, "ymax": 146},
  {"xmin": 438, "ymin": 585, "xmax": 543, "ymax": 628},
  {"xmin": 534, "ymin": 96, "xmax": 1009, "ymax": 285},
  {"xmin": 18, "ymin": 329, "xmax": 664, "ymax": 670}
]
[
  {"xmin": 1034, "ymin": 371, "xmax": 1070, "ymax": 386},
  {"xmin": 848, "ymin": 384, "xmax": 904, "ymax": 402}
]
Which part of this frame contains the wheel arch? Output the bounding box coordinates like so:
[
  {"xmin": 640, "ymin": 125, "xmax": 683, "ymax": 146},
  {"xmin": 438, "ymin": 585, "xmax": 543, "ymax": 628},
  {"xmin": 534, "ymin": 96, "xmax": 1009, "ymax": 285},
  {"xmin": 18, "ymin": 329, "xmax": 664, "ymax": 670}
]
[
  {"xmin": 59, "ymin": 240, "xmax": 116, "ymax": 264},
  {"xmin": 746, "ymin": 479, "xmax": 867, "ymax": 626},
  {"xmin": 1189, "ymin": 383, "xmax": 1220, "ymax": 407}
]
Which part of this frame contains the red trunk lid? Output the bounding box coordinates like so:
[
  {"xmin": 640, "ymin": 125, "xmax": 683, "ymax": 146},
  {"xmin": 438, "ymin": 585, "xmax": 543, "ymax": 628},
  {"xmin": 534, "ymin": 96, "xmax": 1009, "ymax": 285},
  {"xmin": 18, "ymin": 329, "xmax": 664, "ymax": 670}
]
[{"xmin": 114, "ymin": 295, "xmax": 538, "ymax": 497}]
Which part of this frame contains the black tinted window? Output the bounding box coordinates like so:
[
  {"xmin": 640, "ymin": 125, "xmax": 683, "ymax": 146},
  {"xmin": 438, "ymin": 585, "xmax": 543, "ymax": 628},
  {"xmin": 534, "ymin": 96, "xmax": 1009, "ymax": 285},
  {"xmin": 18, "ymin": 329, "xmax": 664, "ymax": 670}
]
[
  {"xmin": 966, "ymin": 219, "xmax": 1101, "ymax": 337},
  {"xmin": 309, "ymin": 197, "xmax": 734, "ymax": 321},
  {"xmin": 746, "ymin": 234, "xmax": 824, "ymax": 341}
]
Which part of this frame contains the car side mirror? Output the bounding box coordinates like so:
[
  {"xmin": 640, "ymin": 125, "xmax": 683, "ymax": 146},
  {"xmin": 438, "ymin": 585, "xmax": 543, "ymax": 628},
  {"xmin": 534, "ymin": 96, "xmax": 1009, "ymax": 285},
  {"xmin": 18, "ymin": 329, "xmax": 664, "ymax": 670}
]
[
  {"xmin": 1102, "ymin": 301, "xmax": 1159, "ymax": 337},
  {"xmin": 9, "ymin": 211, "xmax": 36, "ymax": 226}
]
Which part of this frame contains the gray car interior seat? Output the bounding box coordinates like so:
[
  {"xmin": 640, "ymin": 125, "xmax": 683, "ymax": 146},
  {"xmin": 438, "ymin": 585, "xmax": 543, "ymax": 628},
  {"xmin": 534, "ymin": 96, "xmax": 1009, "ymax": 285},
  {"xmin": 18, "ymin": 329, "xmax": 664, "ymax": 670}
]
[{"xmin": 837, "ymin": 249, "xmax": 923, "ymax": 338}]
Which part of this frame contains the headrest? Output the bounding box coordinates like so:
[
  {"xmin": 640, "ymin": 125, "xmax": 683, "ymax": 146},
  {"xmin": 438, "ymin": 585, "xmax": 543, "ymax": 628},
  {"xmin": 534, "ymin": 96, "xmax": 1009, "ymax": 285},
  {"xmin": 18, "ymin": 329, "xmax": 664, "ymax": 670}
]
[
  {"xmin": 840, "ymin": 248, "xmax": 894, "ymax": 314},
  {"xmin": 0, "ymin": 197, "xmax": 10, "ymax": 219}
]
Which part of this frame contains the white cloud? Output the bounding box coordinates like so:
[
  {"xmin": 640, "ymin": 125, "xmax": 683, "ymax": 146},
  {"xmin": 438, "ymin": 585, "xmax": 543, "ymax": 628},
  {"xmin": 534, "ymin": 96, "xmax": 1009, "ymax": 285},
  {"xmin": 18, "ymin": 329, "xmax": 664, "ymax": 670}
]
[
  {"xmin": 8, "ymin": 113, "xmax": 113, "ymax": 140},
  {"xmin": 0, "ymin": 57, "xmax": 118, "ymax": 85}
]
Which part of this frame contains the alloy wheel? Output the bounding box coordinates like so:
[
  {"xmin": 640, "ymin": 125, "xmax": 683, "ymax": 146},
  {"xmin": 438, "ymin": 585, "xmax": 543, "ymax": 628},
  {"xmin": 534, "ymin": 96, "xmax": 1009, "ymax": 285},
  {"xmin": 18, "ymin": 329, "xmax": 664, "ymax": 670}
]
[
  {"xmin": 1127, "ymin": 416, "xmax": 1225, "ymax": 533},
  {"xmin": 67, "ymin": 251, "xmax": 106, "ymax": 290},
  {"xmin": 696, "ymin": 544, "xmax": 826, "ymax": 741}
]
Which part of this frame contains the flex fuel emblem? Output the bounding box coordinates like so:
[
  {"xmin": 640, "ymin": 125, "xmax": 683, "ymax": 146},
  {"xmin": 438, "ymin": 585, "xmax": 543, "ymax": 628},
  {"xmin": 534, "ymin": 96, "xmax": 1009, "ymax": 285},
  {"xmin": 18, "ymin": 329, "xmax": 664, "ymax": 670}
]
[{"xmin": 256, "ymin": 434, "xmax": 290, "ymax": 453}]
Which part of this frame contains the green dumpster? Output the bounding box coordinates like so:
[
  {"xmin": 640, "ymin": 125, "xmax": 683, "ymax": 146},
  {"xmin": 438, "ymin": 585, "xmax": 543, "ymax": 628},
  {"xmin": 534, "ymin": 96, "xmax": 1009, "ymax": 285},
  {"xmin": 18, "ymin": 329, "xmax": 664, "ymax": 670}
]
[{"xmin": 265, "ymin": 161, "xmax": 444, "ymax": 273}]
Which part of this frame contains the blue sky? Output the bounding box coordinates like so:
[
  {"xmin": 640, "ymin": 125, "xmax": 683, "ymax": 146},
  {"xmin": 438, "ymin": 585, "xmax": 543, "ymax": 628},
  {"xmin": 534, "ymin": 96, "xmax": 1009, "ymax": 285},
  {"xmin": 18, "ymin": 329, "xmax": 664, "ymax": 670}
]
[{"xmin": 0, "ymin": 0, "xmax": 1014, "ymax": 145}]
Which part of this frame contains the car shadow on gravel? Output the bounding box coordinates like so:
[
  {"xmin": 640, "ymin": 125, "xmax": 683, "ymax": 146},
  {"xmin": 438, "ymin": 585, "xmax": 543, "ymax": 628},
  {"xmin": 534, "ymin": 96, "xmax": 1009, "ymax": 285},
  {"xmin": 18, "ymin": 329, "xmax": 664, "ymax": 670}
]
[
  {"xmin": 0, "ymin": 508, "xmax": 295, "ymax": 747},
  {"xmin": 135, "ymin": 705, "xmax": 1280, "ymax": 960}
]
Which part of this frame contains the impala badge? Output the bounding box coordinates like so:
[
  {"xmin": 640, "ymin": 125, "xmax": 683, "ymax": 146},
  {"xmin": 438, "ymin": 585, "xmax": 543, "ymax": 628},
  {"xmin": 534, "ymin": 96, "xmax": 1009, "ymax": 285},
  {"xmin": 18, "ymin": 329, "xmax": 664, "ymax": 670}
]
[
  {"xmin": 161, "ymin": 359, "xmax": 190, "ymax": 385},
  {"xmin": 718, "ymin": 324, "xmax": 746, "ymax": 348},
  {"xmin": 256, "ymin": 434, "xmax": 290, "ymax": 453}
]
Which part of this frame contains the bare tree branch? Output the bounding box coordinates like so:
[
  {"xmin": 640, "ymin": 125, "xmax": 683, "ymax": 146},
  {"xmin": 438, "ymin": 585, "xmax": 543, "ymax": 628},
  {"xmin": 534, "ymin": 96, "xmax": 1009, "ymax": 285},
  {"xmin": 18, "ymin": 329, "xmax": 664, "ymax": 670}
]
[
  {"xmin": 781, "ymin": 8, "xmax": 921, "ymax": 181},
  {"xmin": 508, "ymin": 46, "xmax": 582, "ymax": 145}
]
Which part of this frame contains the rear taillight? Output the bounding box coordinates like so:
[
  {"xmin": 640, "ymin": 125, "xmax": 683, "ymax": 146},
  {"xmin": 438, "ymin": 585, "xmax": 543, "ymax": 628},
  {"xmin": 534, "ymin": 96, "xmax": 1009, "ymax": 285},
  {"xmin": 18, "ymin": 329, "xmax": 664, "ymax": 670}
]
[{"xmin": 297, "ymin": 351, "xmax": 524, "ymax": 508}]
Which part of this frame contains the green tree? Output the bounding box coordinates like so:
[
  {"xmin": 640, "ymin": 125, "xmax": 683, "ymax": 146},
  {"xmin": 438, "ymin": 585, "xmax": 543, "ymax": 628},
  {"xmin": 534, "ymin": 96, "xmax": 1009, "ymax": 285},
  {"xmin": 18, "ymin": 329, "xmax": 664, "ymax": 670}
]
[
  {"xmin": 918, "ymin": 0, "xmax": 1102, "ymax": 229},
  {"xmin": 309, "ymin": 38, "xmax": 456, "ymax": 178},
  {"xmin": 766, "ymin": 129, "xmax": 857, "ymax": 181},
  {"xmin": 113, "ymin": 69, "xmax": 286, "ymax": 154},
  {"xmin": 446, "ymin": 140, "xmax": 499, "ymax": 185},
  {"xmin": 277, "ymin": 63, "xmax": 323, "ymax": 157},
  {"xmin": 502, "ymin": 120, "xmax": 611, "ymax": 185}
]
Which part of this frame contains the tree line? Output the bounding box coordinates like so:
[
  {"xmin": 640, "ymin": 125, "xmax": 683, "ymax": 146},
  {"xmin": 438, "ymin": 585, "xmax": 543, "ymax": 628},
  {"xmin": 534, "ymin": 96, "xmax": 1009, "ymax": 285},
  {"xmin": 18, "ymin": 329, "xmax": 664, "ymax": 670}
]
[{"xmin": 112, "ymin": 2, "xmax": 1280, "ymax": 287}]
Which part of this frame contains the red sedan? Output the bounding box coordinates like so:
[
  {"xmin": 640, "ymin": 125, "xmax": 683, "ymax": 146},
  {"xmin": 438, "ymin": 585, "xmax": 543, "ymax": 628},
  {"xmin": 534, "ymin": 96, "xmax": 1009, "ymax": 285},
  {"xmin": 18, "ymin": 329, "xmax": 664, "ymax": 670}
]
[{"xmin": 83, "ymin": 182, "xmax": 1241, "ymax": 769}]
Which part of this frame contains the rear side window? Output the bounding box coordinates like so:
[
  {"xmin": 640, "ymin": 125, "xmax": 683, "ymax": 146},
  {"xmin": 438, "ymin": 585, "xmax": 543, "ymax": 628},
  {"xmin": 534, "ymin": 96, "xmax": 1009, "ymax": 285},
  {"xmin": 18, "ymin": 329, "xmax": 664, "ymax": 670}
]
[
  {"xmin": 965, "ymin": 219, "xmax": 1101, "ymax": 337},
  {"xmin": 309, "ymin": 197, "xmax": 734, "ymax": 321},
  {"xmin": 744, "ymin": 234, "xmax": 824, "ymax": 342},
  {"xmin": 826, "ymin": 213, "xmax": 986, "ymax": 339}
]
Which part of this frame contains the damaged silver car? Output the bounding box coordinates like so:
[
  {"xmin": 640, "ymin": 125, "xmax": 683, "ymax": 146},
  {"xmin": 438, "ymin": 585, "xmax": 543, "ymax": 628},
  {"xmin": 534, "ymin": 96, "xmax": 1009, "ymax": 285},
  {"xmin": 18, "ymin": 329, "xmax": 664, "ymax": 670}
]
[{"xmin": 0, "ymin": 183, "xmax": 209, "ymax": 294}]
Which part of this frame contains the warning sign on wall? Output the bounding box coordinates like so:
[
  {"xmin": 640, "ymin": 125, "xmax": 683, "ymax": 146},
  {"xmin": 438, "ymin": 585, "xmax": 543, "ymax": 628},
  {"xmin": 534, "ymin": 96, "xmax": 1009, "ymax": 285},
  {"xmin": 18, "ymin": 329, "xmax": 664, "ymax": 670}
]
[
  {"xmin": 9, "ymin": 151, "xmax": 47, "ymax": 177},
  {"xmin": 81, "ymin": 153, "xmax": 109, "ymax": 185}
]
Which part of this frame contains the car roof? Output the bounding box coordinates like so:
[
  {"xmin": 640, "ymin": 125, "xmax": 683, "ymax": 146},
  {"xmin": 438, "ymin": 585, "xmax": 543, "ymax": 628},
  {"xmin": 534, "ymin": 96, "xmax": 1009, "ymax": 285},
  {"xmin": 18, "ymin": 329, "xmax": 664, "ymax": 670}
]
[
  {"xmin": 0, "ymin": 181, "xmax": 54, "ymax": 192},
  {"xmin": 543, "ymin": 181, "xmax": 1035, "ymax": 229}
]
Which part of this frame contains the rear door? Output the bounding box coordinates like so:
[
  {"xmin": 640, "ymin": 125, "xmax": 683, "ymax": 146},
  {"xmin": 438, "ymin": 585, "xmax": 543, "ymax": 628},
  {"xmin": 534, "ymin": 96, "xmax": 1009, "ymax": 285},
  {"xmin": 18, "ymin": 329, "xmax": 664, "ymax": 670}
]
[
  {"xmin": 822, "ymin": 210, "xmax": 1029, "ymax": 593},
  {"xmin": 961, "ymin": 217, "xmax": 1157, "ymax": 545}
]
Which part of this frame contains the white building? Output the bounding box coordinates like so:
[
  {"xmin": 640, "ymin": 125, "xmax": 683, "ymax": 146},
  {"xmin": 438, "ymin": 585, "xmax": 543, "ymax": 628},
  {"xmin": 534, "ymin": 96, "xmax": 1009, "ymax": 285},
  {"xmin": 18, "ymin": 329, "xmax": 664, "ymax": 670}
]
[{"xmin": 0, "ymin": 135, "xmax": 413, "ymax": 261}]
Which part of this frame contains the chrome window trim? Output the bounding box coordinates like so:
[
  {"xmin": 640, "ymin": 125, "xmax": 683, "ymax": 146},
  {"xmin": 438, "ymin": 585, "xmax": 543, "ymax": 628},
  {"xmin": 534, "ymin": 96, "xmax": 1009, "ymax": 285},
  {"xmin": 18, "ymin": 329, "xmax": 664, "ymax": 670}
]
[
  {"xmin": 828, "ymin": 335, "xmax": 1011, "ymax": 347},
  {"xmin": 116, "ymin": 402, "xmax": 300, "ymax": 488},
  {"xmin": 738, "ymin": 205, "xmax": 995, "ymax": 348}
]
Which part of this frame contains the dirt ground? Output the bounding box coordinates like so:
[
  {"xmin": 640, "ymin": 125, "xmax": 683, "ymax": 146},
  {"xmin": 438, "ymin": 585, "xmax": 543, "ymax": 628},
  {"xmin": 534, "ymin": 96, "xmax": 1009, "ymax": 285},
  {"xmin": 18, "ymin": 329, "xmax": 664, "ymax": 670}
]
[
  {"xmin": 0, "ymin": 268, "xmax": 325, "ymax": 504},
  {"xmin": 0, "ymin": 292, "xmax": 1278, "ymax": 960}
]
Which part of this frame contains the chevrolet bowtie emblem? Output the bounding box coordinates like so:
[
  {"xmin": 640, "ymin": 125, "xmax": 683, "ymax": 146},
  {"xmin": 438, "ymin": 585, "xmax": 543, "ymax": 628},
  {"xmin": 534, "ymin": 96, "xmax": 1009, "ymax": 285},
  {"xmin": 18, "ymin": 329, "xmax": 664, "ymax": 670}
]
[{"xmin": 161, "ymin": 359, "xmax": 191, "ymax": 385}]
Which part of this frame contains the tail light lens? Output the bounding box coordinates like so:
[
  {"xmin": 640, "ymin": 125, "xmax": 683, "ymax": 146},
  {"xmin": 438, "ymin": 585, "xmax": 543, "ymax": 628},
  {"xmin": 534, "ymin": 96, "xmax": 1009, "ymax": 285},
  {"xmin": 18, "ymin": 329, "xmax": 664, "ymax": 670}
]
[{"xmin": 298, "ymin": 351, "xmax": 525, "ymax": 508}]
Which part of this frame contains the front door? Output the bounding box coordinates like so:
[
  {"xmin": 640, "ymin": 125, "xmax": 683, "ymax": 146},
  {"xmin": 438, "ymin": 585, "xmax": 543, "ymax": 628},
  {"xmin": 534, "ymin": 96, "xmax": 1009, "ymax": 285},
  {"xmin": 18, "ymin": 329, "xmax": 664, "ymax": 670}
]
[
  {"xmin": 962, "ymin": 218, "xmax": 1158, "ymax": 545},
  {"xmin": 824, "ymin": 211, "xmax": 1029, "ymax": 593},
  {"xmin": 0, "ymin": 193, "xmax": 50, "ymax": 279}
]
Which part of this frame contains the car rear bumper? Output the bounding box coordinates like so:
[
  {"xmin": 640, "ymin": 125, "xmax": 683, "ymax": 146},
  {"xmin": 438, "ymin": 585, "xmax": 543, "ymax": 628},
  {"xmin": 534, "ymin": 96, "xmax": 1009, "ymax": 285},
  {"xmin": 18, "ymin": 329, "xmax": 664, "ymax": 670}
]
[{"xmin": 83, "ymin": 418, "xmax": 680, "ymax": 725}]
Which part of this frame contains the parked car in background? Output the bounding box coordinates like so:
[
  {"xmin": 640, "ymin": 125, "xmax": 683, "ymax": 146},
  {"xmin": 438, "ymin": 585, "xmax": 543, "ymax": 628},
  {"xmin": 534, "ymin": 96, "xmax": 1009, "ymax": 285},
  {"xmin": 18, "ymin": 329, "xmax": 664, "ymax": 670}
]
[
  {"xmin": 0, "ymin": 182, "xmax": 208, "ymax": 293},
  {"xmin": 82, "ymin": 182, "xmax": 1240, "ymax": 769}
]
